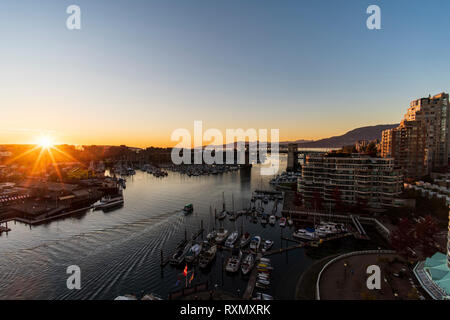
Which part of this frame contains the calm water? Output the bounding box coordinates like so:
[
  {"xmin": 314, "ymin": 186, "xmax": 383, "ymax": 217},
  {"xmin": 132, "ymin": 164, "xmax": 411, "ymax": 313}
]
[{"xmin": 0, "ymin": 155, "xmax": 381, "ymax": 300}]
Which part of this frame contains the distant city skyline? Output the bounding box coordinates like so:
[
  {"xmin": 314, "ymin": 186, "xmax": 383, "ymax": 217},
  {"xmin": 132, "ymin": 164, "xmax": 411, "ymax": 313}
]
[{"xmin": 1, "ymin": 0, "xmax": 450, "ymax": 147}]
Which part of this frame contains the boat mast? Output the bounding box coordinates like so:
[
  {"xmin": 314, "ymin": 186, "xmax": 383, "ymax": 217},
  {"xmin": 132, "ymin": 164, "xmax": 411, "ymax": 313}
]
[{"xmin": 222, "ymin": 192, "xmax": 226, "ymax": 212}]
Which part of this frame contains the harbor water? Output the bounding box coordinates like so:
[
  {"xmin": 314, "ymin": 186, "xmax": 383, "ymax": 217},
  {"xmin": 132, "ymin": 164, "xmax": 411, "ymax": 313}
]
[{"xmin": 0, "ymin": 155, "xmax": 382, "ymax": 299}]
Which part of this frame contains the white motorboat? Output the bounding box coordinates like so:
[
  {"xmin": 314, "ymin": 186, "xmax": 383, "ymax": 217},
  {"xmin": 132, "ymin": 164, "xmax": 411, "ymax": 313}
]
[
  {"xmin": 225, "ymin": 231, "xmax": 239, "ymax": 248},
  {"xmin": 269, "ymin": 215, "xmax": 276, "ymax": 225},
  {"xmin": 225, "ymin": 249, "xmax": 243, "ymax": 273},
  {"xmin": 241, "ymin": 254, "xmax": 255, "ymax": 275},
  {"xmin": 95, "ymin": 194, "xmax": 124, "ymax": 210},
  {"xmin": 262, "ymin": 240, "xmax": 274, "ymax": 252},
  {"xmin": 293, "ymin": 229, "xmax": 317, "ymax": 241},
  {"xmin": 215, "ymin": 228, "xmax": 229, "ymax": 244}
]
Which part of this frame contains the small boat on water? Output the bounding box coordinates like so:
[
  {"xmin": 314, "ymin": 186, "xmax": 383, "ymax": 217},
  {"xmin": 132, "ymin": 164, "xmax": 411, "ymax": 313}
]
[
  {"xmin": 261, "ymin": 215, "xmax": 268, "ymax": 225},
  {"xmin": 185, "ymin": 243, "xmax": 202, "ymax": 263},
  {"xmin": 239, "ymin": 232, "xmax": 251, "ymax": 248},
  {"xmin": 95, "ymin": 194, "xmax": 124, "ymax": 210},
  {"xmin": 279, "ymin": 217, "xmax": 286, "ymax": 227},
  {"xmin": 198, "ymin": 242, "xmax": 217, "ymax": 269},
  {"xmin": 250, "ymin": 236, "xmax": 261, "ymax": 252},
  {"xmin": 206, "ymin": 230, "xmax": 217, "ymax": 242},
  {"xmin": 269, "ymin": 215, "xmax": 276, "ymax": 225},
  {"xmin": 183, "ymin": 203, "xmax": 193, "ymax": 214},
  {"xmin": 241, "ymin": 254, "xmax": 255, "ymax": 275},
  {"xmin": 169, "ymin": 241, "xmax": 191, "ymax": 265},
  {"xmin": 215, "ymin": 228, "xmax": 229, "ymax": 244},
  {"xmin": 262, "ymin": 240, "xmax": 274, "ymax": 252},
  {"xmin": 225, "ymin": 231, "xmax": 239, "ymax": 248},
  {"xmin": 225, "ymin": 249, "xmax": 242, "ymax": 273},
  {"xmin": 292, "ymin": 229, "xmax": 317, "ymax": 241}
]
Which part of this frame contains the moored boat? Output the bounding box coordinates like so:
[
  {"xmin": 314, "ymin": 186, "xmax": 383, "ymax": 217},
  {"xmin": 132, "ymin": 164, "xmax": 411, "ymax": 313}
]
[
  {"xmin": 239, "ymin": 232, "xmax": 251, "ymax": 248},
  {"xmin": 183, "ymin": 203, "xmax": 193, "ymax": 214},
  {"xmin": 250, "ymin": 236, "xmax": 261, "ymax": 252},
  {"xmin": 169, "ymin": 241, "xmax": 191, "ymax": 265},
  {"xmin": 225, "ymin": 249, "xmax": 243, "ymax": 273},
  {"xmin": 262, "ymin": 240, "xmax": 274, "ymax": 252},
  {"xmin": 185, "ymin": 243, "xmax": 202, "ymax": 263},
  {"xmin": 292, "ymin": 228, "xmax": 317, "ymax": 241},
  {"xmin": 198, "ymin": 242, "xmax": 217, "ymax": 269},
  {"xmin": 269, "ymin": 215, "xmax": 276, "ymax": 225},
  {"xmin": 225, "ymin": 231, "xmax": 239, "ymax": 248},
  {"xmin": 215, "ymin": 228, "xmax": 229, "ymax": 244},
  {"xmin": 241, "ymin": 254, "xmax": 255, "ymax": 275}
]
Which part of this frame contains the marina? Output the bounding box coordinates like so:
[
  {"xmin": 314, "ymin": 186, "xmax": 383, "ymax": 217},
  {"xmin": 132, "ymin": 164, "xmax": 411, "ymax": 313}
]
[{"xmin": 0, "ymin": 157, "xmax": 388, "ymax": 300}]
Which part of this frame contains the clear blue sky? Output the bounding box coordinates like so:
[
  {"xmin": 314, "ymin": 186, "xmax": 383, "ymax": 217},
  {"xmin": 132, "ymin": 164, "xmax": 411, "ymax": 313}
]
[{"xmin": 1, "ymin": 0, "xmax": 449, "ymax": 146}]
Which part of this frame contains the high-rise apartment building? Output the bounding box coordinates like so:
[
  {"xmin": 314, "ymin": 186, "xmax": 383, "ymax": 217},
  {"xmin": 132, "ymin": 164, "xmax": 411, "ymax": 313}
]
[
  {"xmin": 297, "ymin": 154, "xmax": 403, "ymax": 211},
  {"xmin": 381, "ymin": 93, "xmax": 449, "ymax": 179}
]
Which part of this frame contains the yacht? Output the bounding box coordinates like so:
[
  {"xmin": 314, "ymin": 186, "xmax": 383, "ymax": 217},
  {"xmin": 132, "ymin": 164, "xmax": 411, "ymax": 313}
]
[
  {"xmin": 95, "ymin": 194, "xmax": 124, "ymax": 210},
  {"xmin": 250, "ymin": 236, "xmax": 261, "ymax": 252},
  {"xmin": 262, "ymin": 240, "xmax": 274, "ymax": 252},
  {"xmin": 241, "ymin": 254, "xmax": 255, "ymax": 275},
  {"xmin": 225, "ymin": 231, "xmax": 239, "ymax": 248},
  {"xmin": 225, "ymin": 249, "xmax": 243, "ymax": 273},
  {"xmin": 293, "ymin": 229, "xmax": 317, "ymax": 241},
  {"xmin": 169, "ymin": 242, "xmax": 191, "ymax": 265},
  {"xmin": 198, "ymin": 242, "xmax": 217, "ymax": 269},
  {"xmin": 185, "ymin": 243, "xmax": 202, "ymax": 263},
  {"xmin": 239, "ymin": 232, "xmax": 251, "ymax": 248},
  {"xmin": 269, "ymin": 215, "xmax": 276, "ymax": 225},
  {"xmin": 215, "ymin": 228, "xmax": 229, "ymax": 244}
]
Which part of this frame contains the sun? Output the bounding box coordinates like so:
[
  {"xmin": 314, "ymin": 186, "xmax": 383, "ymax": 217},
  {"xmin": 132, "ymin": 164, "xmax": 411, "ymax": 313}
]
[{"xmin": 37, "ymin": 136, "xmax": 54, "ymax": 149}]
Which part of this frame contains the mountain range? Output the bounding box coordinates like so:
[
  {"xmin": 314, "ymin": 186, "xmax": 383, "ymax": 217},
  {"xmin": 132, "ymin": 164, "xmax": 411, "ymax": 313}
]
[{"xmin": 282, "ymin": 124, "xmax": 398, "ymax": 148}]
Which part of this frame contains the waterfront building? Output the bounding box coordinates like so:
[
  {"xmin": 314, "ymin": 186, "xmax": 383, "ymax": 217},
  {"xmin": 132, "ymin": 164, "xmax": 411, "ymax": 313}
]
[
  {"xmin": 297, "ymin": 153, "xmax": 403, "ymax": 211},
  {"xmin": 381, "ymin": 93, "xmax": 449, "ymax": 179},
  {"xmin": 414, "ymin": 209, "xmax": 450, "ymax": 300}
]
